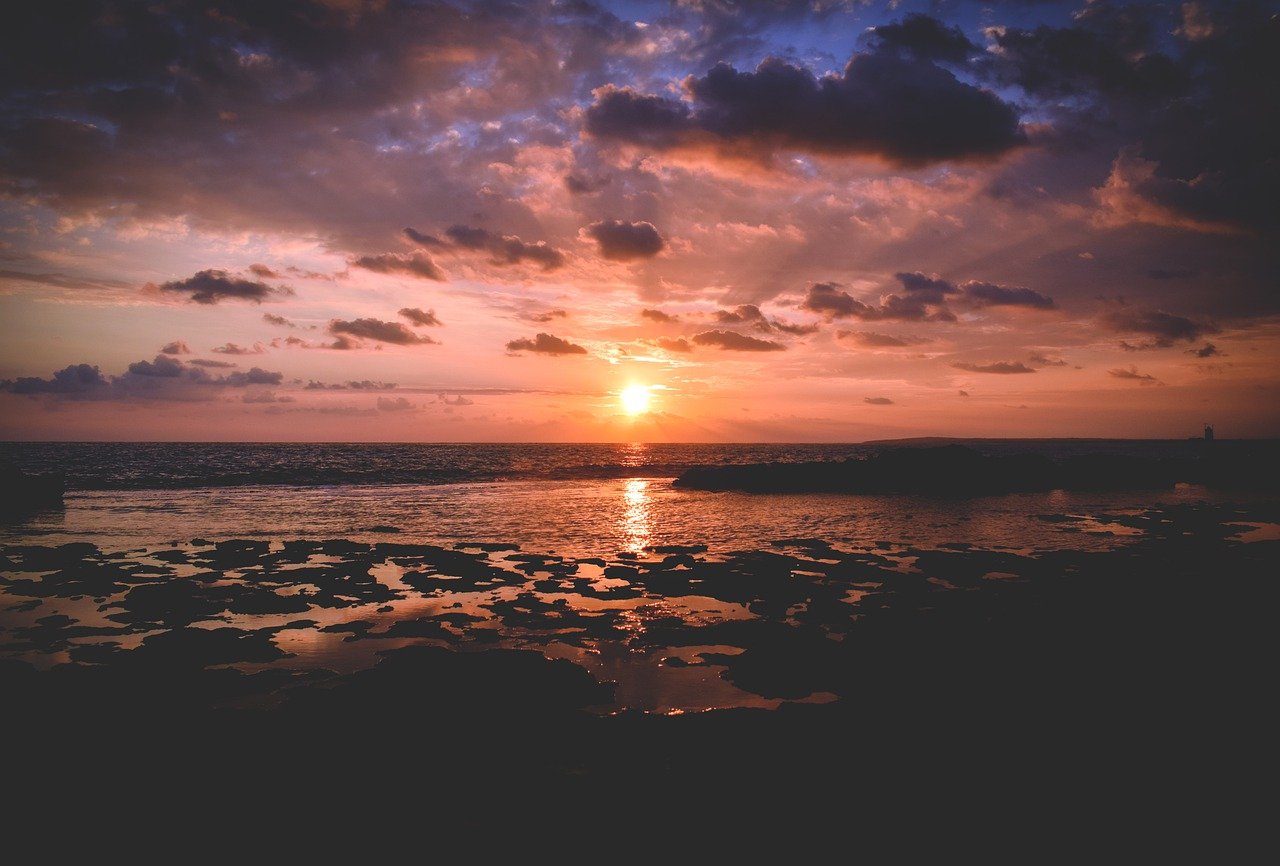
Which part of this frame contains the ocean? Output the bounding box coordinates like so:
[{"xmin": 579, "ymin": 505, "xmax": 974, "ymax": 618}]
[{"xmin": 1, "ymin": 439, "xmax": 1276, "ymax": 715}]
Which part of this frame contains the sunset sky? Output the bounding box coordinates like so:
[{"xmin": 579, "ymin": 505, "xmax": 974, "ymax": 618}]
[{"xmin": 2, "ymin": 0, "xmax": 1277, "ymax": 441}]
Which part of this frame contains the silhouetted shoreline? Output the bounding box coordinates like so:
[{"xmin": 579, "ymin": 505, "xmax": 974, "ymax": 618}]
[{"xmin": 675, "ymin": 442, "xmax": 1276, "ymax": 494}]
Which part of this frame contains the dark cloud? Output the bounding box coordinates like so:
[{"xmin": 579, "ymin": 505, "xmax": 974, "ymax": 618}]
[
  {"xmin": 189, "ymin": 358, "xmax": 236, "ymax": 369},
  {"xmin": 586, "ymin": 51, "xmax": 1024, "ymax": 166},
  {"xmin": 801, "ymin": 283, "xmax": 866, "ymax": 318},
  {"xmin": 863, "ymin": 397, "xmax": 895, "ymax": 405},
  {"xmin": 248, "ymin": 263, "xmax": 281, "ymax": 279},
  {"xmin": 351, "ymin": 253, "xmax": 446, "ymax": 282},
  {"xmin": 714, "ymin": 304, "xmax": 766, "ymax": 325},
  {"xmin": 1189, "ymin": 343, "xmax": 1221, "ymax": 358},
  {"xmin": 3, "ymin": 363, "xmax": 109, "ymax": 395},
  {"xmin": 494, "ymin": 237, "xmax": 565, "ymax": 271},
  {"xmin": 1028, "ymin": 354, "xmax": 1070, "ymax": 367},
  {"xmin": 526, "ymin": 309, "xmax": 568, "ymax": 324},
  {"xmin": 894, "ymin": 272, "xmax": 958, "ymax": 303},
  {"xmin": 224, "ymin": 368, "xmax": 284, "ymax": 387},
  {"xmin": 962, "ymin": 281, "xmax": 1056, "ymax": 310},
  {"xmin": 127, "ymin": 355, "xmax": 184, "ymax": 377},
  {"xmin": 211, "ymin": 343, "xmax": 264, "ymax": 356},
  {"xmin": 1109, "ymin": 366, "xmax": 1161, "ymax": 384},
  {"xmin": 653, "ymin": 337, "xmax": 692, "ymax": 353},
  {"xmin": 564, "ymin": 172, "xmax": 609, "ymax": 195},
  {"xmin": 2, "ymin": 356, "xmax": 282, "ymax": 399},
  {"xmin": 505, "ymin": 333, "xmax": 588, "ymax": 355},
  {"xmin": 585, "ymin": 220, "xmax": 665, "ymax": 261},
  {"xmin": 440, "ymin": 225, "xmax": 565, "ymax": 270},
  {"xmin": 801, "ymin": 282, "xmax": 952, "ymax": 322},
  {"xmin": 1100, "ymin": 306, "xmax": 1218, "ymax": 346},
  {"xmin": 952, "ymin": 362, "xmax": 1036, "ymax": 374},
  {"xmin": 769, "ymin": 319, "xmax": 819, "ymax": 336},
  {"xmin": 263, "ymin": 313, "xmax": 297, "ymax": 328},
  {"xmin": 398, "ymin": 307, "xmax": 443, "ymax": 327},
  {"xmin": 445, "ymin": 225, "xmax": 493, "ymax": 250},
  {"xmin": 377, "ymin": 397, "xmax": 416, "ymax": 413},
  {"xmin": 641, "ymin": 308, "xmax": 678, "ymax": 323},
  {"xmin": 403, "ymin": 228, "xmax": 444, "ymax": 248},
  {"xmin": 987, "ymin": 4, "xmax": 1280, "ymax": 234},
  {"xmin": 151, "ymin": 269, "xmax": 291, "ymax": 305},
  {"xmin": 869, "ymin": 14, "xmax": 976, "ymax": 64},
  {"xmin": 160, "ymin": 340, "xmax": 190, "ymax": 355},
  {"xmin": 330, "ymin": 318, "xmax": 437, "ymax": 346},
  {"xmin": 692, "ymin": 330, "xmax": 785, "ymax": 352},
  {"xmin": 987, "ymin": 15, "xmax": 1183, "ymax": 100}
]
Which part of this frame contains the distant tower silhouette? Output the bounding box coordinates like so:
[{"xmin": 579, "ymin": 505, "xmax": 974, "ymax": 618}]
[{"xmin": 1204, "ymin": 423, "xmax": 1214, "ymax": 443}]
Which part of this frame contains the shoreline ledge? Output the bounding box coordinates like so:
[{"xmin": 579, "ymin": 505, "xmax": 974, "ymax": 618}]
[{"xmin": 672, "ymin": 443, "xmax": 1273, "ymax": 495}]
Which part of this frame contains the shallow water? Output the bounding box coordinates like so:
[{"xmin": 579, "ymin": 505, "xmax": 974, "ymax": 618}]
[
  {"xmin": 3, "ymin": 442, "xmax": 1277, "ymax": 715},
  {"xmin": 1, "ymin": 476, "xmax": 1251, "ymax": 556}
]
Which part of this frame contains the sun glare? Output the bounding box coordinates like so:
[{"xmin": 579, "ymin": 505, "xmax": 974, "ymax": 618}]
[{"xmin": 620, "ymin": 384, "xmax": 652, "ymax": 415}]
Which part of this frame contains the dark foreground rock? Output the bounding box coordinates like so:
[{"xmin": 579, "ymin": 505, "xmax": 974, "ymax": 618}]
[{"xmin": 2, "ymin": 517, "xmax": 1275, "ymax": 850}]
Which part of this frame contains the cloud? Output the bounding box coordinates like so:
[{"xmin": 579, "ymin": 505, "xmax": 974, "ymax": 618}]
[
  {"xmin": 961, "ymin": 281, "xmax": 1055, "ymax": 310},
  {"xmin": 584, "ymin": 220, "xmax": 665, "ymax": 261},
  {"xmin": 2, "ymin": 356, "xmax": 283, "ymax": 400},
  {"xmin": 526, "ymin": 309, "xmax": 568, "ymax": 323},
  {"xmin": 801, "ymin": 283, "xmax": 868, "ymax": 318},
  {"xmin": 1099, "ymin": 305, "xmax": 1218, "ymax": 346},
  {"xmin": 439, "ymin": 394, "xmax": 474, "ymax": 406},
  {"xmin": 351, "ymin": 253, "xmax": 446, "ymax": 281},
  {"xmin": 127, "ymin": 355, "xmax": 184, "ymax": 377},
  {"xmin": 248, "ymin": 263, "xmax": 281, "ymax": 279},
  {"xmin": 211, "ymin": 342, "xmax": 265, "ymax": 356},
  {"xmin": 3, "ymin": 363, "xmax": 109, "ymax": 395},
  {"xmin": 398, "ymin": 307, "xmax": 443, "ymax": 327},
  {"xmin": 1109, "ymin": 366, "xmax": 1161, "ymax": 385},
  {"xmin": 692, "ymin": 330, "xmax": 785, "ymax": 352},
  {"xmin": 800, "ymin": 282, "xmax": 952, "ymax": 322},
  {"xmin": 864, "ymin": 397, "xmax": 895, "ymax": 405},
  {"xmin": 869, "ymin": 14, "xmax": 976, "ymax": 64},
  {"xmin": 769, "ymin": 319, "xmax": 819, "ymax": 336},
  {"xmin": 1189, "ymin": 343, "xmax": 1221, "ymax": 358},
  {"xmin": 952, "ymin": 362, "xmax": 1036, "ymax": 374},
  {"xmin": 894, "ymin": 272, "xmax": 958, "ymax": 303},
  {"xmin": 403, "ymin": 227, "xmax": 444, "ymax": 248},
  {"xmin": 652, "ymin": 337, "xmax": 692, "ymax": 353},
  {"xmin": 263, "ymin": 313, "xmax": 297, "ymax": 328},
  {"xmin": 443, "ymin": 225, "xmax": 566, "ymax": 271},
  {"xmin": 1028, "ymin": 354, "xmax": 1070, "ymax": 367},
  {"xmin": 585, "ymin": 50, "xmax": 1024, "ymax": 167},
  {"xmin": 377, "ymin": 397, "xmax": 416, "ymax": 413},
  {"xmin": 150, "ymin": 269, "xmax": 291, "ymax": 305},
  {"xmin": 505, "ymin": 333, "xmax": 587, "ymax": 355},
  {"xmin": 641, "ymin": 308, "xmax": 678, "ymax": 323},
  {"xmin": 329, "ymin": 318, "xmax": 438, "ymax": 346},
  {"xmin": 304, "ymin": 380, "xmax": 397, "ymax": 391},
  {"xmin": 838, "ymin": 331, "xmax": 927, "ymax": 348},
  {"xmin": 188, "ymin": 358, "xmax": 236, "ymax": 369},
  {"xmin": 714, "ymin": 304, "xmax": 766, "ymax": 326},
  {"xmin": 160, "ymin": 340, "xmax": 190, "ymax": 355}
]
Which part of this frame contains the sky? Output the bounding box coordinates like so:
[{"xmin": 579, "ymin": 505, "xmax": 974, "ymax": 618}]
[{"xmin": 2, "ymin": 0, "xmax": 1278, "ymax": 442}]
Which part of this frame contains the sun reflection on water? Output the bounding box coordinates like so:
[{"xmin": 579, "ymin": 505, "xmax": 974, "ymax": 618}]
[{"xmin": 620, "ymin": 477, "xmax": 652, "ymax": 553}]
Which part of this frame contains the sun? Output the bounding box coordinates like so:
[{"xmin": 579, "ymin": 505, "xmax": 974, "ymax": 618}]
[{"xmin": 620, "ymin": 384, "xmax": 652, "ymax": 415}]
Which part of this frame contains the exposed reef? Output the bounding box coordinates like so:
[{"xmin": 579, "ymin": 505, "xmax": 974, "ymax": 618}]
[{"xmin": 674, "ymin": 443, "xmax": 1273, "ymax": 494}]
